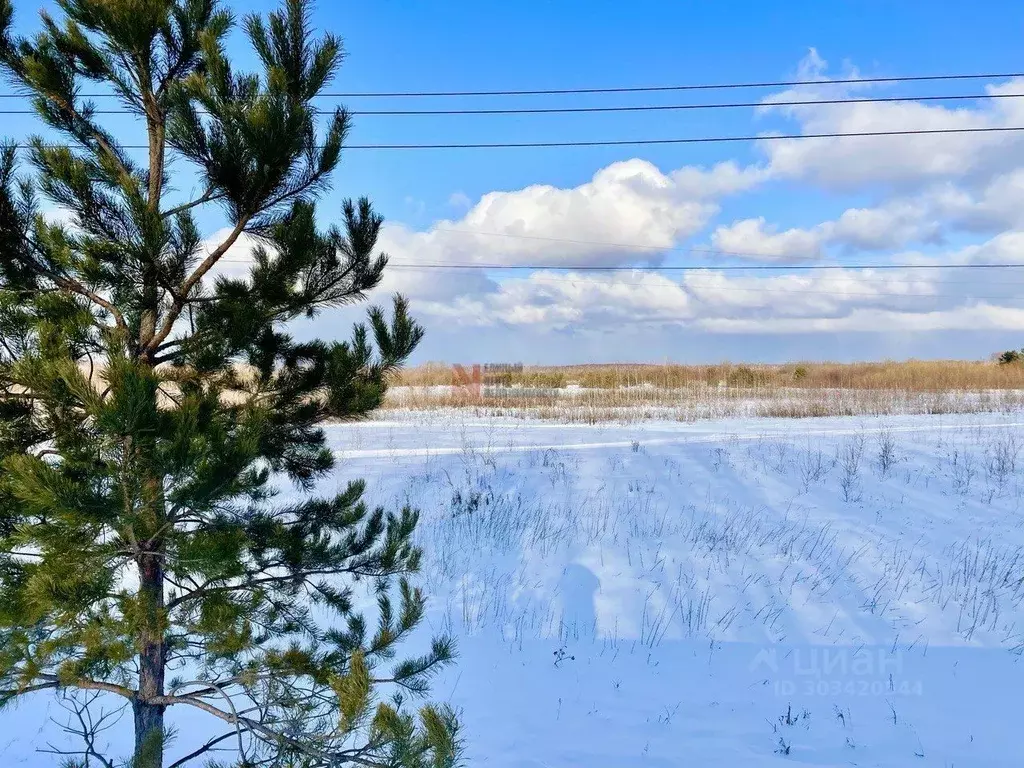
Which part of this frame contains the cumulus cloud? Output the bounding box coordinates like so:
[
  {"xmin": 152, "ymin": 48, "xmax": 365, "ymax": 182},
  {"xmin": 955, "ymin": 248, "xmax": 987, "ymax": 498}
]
[
  {"xmin": 927, "ymin": 170, "xmax": 1024, "ymax": 233},
  {"xmin": 680, "ymin": 268, "xmax": 968, "ymax": 329},
  {"xmin": 756, "ymin": 51, "xmax": 1024, "ymax": 190},
  {"xmin": 710, "ymin": 217, "xmax": 825, "ymax": 260},
  {"xmin": 698, "ymin": 304, "xmax": 1024, "ymax": 334},
  {"xmin": 378, "ymin": 159, "xmax": 765, "ymax": 271},
  {"xmin": 186, "ymin": 48, "xmax": 1024, "ymax": 356},
  {"xmin": 412, "ymin": 271, "xmax": 694, "ymax": 329},
  {"xmin": 941, "ymin": 229, "xmax": 1024, "ymax": 265},
  {"xmin": 396, "ymin": 243, "xmax": 1016, "ymax": 336},
  {"xmin": 359, "ymin": 157, "xmax": 768, "ymax": 308},
  {"xmin": 708, "ymin": 199, "xmax": 941, "ymax": 261},
  {"xmin": 826, "ymin": 201, "xmax": 941, "ymax": 250}
]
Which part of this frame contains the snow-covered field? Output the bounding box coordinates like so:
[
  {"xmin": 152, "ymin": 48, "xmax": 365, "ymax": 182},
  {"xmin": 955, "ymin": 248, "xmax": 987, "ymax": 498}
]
[
  {"xmin": 6, "ymin": 411, "xmax": 1024, "ymax": 766},
  {"xmin": 339, "ymin": 411, "xmax": 1024, "ymax": 767}
]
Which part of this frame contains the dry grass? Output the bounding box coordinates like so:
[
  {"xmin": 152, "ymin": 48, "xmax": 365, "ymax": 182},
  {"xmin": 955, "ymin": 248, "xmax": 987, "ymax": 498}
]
[
  {"xmin": 60, "ymin": 359, "xmax": 1024, "ymax": 423},
  {"xmin": 395, "ymin": 359, "xmax": 1024, "ymax": 391},
  {"xmin": 383, "ymin": 360, "xmax": 1024, "ymax": 422}
]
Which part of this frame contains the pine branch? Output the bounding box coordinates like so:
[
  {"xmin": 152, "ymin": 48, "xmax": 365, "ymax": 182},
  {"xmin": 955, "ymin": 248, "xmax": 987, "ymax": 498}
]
[
  {"xmin": 146, "ymin": 217, "xmax": 250, "ymax": 352},
  {"xmin": 166, "ymin": 679, "xmax": 248, "ymax": 759},
  {"xmin": 38, "ymin": 91, "xmax": 135, "ymax": 186},
  {"xmin": 35, "ymin": 674, "xmax": 136, "ymax": 701},
  {"xmin": 164, "ymin": 673, "xmax": 276, "ymax": 700},
  {"xmin": 1, "ymin": 680, "xmax": 59, "ymax": 697},
  {"xmin": 2, "ymin": 675, "xmax": 135, "ymax": 707},
  {"xmin": 161, "ymin": 186, "xmax": 225, "ymax": 219},
  {"xmin": 20, "ymin": 258, "xmax": 127, "ymax": 332},
  {"xmin": 153, "ymin": 693, "xmax": 383, "ymax": 767},
  {"xmin": 166, "ymin": 566, "xmax": 395, "ymax": 611},
  {"xmin": 166, "ymin": 730, "xmax": 238, "ymax": 768}
]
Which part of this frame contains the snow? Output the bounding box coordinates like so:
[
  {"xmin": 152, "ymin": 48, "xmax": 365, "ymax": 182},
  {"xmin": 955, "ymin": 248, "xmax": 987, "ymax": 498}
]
[
  {"xmin": 5, "ymin": 411, "xmax": 1024, "ymax": 766},
  {"xmin": 334, "ymin": 411, "xmax": 1024, "ymax": 767}
]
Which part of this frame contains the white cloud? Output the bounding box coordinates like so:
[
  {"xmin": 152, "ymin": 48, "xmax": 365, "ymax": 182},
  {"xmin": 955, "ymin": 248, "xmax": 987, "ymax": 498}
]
[
  {"xmin": 397, "ymin": 250, "xmax": 1013, "ymax": 335},
  {"xmin": 708, "ymin": 199, "xmax": 940, "ymax": 261},
  {"xmin": 385, "ymin": 218, "xmax": 1024, "ymax": 339},
  {"xmin": 414, "ymin": 271, "xmax": 694, "ymax": 329},
  {"xmin": 185, "ymin": 49, "xmax": 1024, "ymax": 357},
  {"xmin": 699, "ymin": 303, "xmax": 1024, "ymax": 334},
  {"xmin": 448, "ymin": 191, "xmax": 472, "ymax": 209},
  {"xmin": 756, "ymin": 51, "xmax": 1024, "ymax": 190},
  {"xmin": 362, "ymin": 158, "xmax": 767, "ymax": 306},
  {"xmin": 381, "ymin": 159, "xmax": 765, "ymax": 271},
  {"xmin": 667, "ymin": 161, "xmax": 768, "ymax": 199},
  {"xmin": 928, "ymin": 170, "xmax": 1024, "ymax": 233},
  {"xmin": 681, "ymin": 267, "xmax": 939, "ymax": 310},
  {"xmin": 450, "ymin": 158, "xmax": 711, "ymax": 262},
  {"xmin": 942, "ymin": 229, "xmax": 1024, "ymax": 265},
  {"xmin": 826, "ymin": 201, "xmax": 940, "ymax": 250},
  {"xmin": 711, "ymin": 217, "xmax": 825, "ymax": 260},
  {"xmin": 796, "ymin": 47, "xmax": 829, "ymax": 80}
]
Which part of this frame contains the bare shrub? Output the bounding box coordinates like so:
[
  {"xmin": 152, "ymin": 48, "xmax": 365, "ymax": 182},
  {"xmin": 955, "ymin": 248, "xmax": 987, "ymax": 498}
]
[
  {"xmin": 950, "ymin": 447, "xmax": 977, "ymax": 496},
  {"xmin": 983, "ymin": 431, "xmax": 1019, "ymax": 499},
  {"xmin": 837, "ymin": 434, "xmax": 866, "ymax": 503},
  {"xmin": 875, "ymin": 428, "xmax": 898, "ymax": 479},
  {"xmin": 798, "ymin": 445, "xmax": 830, "ymax": 492}
]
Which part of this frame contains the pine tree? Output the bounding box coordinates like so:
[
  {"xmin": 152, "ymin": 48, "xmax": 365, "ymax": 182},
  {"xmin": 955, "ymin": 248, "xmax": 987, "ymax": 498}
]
[{"xmin": 0, "ymin": 1, "xmax": 460, "ymax": 766}]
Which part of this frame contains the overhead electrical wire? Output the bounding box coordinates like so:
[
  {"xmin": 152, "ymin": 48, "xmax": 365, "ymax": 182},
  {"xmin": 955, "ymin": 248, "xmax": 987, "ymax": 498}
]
[
  {"xmin": 5, "ymin": 69, "xmax": 1021, "ymax": 303},
  {"xmin": 383, "ymin": 261, "xmax": 1024, "ymax": 272},
  {"xmin": 310, "ymin": 71, "xmax": 1024, "ymax": 98},
  {"xmin": 0, "ymin": 92, "xmax": 1020, "ymax": 116},
  {"xmin": 9, "ymin": 125, "xmax": 1024, "ymax": 151},
  {"xmin": 420, "ymin": 229, "xmax": 1007, "ymax": 263},
  {"xmin": 208, "ymin": 248, "xmax": 1024, "ymax": 293},
  {"xmin": 449, "ymin": 272, "xmax": 1023, "ymax": 301},
  {"xmin": 4, "ymin": 71, "xmax": 1018, "ymax": 99},
  {"xmin": 201, "ymin": 261, "xmax": 1024, "ymax": 301},
  {"xmin": 202, "ymin": 229, "xmax": 1024, "ymax": 275},
  {"xmin": 6, "ymin": 71, "xmax": 1020, "ymax": 293}
]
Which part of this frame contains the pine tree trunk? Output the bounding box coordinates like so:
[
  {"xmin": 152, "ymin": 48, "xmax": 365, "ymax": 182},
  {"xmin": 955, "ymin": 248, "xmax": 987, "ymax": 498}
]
[
  {"xmin": 136, "ymin": 195, "xmax": 164, "ymax": 766},
  {"xmin": 134, "ymin": 475, "xmax": 166, "ymax": 768}
]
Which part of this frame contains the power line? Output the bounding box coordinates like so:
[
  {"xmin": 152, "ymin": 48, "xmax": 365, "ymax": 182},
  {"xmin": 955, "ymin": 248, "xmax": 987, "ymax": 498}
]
[
  {"xmin": 463, "ymin": 272, "xmax": 1022, "ymax": 301},
  {"xmin": 208, "ymin": 227, "xmax": 1024, "ymax": 274},
  {"xmin": 5, "ymin": 71, "xmax": 1018, "ymax": 99},
  {"xmin": 205, "ymin": 261, "xmax": 1023, "ymax": 300},
  {"xmin": 2, "ymin": 92, "xmax": 1020, "ymax": 116},
  {"xmin": 324, "ymin": 126, "xmax": 1024, "ymax": 149},
  {"xmin": 422, "ymin": 229, "xmax": 1024, "ymax": 268},
  {"xmin": 384, "ymin": 262, "xmax": 1024, "ymax": 272},
  {"xmin": 213, "ymin": 255, "xmax": 1024, "ymax": 290},
  {"xmin": 317, "ymin": 72, "xmax": 1024, "ymax": 98},
  {"xmin": 13, "ymin": 125, "xmax": 1024, "ymax": 151},
  {"xmin": 425, "ymin": 229, "xmax": 921, "ymax": 263},
  {"xmin": 209, "ymin": 252, "xmax": 1024, "ymax": 288}
]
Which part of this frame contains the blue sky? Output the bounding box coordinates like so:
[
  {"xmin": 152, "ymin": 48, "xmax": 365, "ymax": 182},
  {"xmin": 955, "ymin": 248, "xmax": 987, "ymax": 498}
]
[
  {"xmin": 300, "ymin": 0, "xmax": 1024, "ymax": 230},
  {"xmin": 7, "ymin": 0, "xmax": 1024, "ymax": 363}
]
